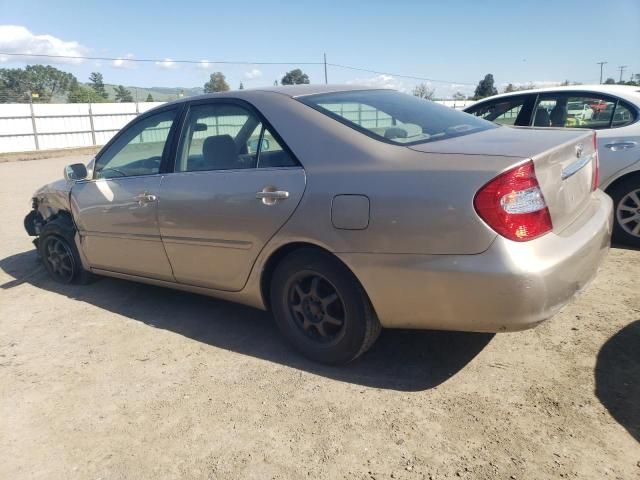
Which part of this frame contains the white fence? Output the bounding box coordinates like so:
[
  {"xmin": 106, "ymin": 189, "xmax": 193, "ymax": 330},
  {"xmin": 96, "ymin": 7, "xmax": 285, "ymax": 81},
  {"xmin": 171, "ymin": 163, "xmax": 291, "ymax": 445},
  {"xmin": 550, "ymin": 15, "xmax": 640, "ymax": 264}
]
[
  {"xmin": 0, "ymin": 102, "xmax": 166, "ymax": 153},
  {"xmin": 0, "ymin": 99, "xmax": 476, "ymax": 154}
]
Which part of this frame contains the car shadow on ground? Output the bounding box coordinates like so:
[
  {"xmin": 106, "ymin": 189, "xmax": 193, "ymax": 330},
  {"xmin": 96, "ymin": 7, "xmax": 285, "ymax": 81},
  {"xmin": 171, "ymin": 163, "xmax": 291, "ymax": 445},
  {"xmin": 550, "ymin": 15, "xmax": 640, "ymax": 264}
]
[
  {"xmin": 1, "ymin": 250, "xmax": 493, "ymax": 392},
  {"xmin": 595, "ymin": 320, "xmax": 640, "ymax": 442}
]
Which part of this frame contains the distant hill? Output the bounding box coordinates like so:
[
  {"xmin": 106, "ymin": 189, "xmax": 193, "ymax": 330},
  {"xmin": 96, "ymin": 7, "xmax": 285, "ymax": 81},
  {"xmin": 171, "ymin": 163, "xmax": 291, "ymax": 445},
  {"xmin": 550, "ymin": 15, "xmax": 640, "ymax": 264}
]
[{"xmin": 102, "ymin": 84, "xmax": 204, "ymax": 102}]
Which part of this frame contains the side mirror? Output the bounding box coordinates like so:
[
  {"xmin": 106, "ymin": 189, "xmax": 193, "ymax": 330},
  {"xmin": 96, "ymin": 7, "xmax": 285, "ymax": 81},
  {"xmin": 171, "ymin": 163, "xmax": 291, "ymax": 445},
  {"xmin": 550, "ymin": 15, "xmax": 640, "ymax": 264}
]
[
  {"xmin": 248, "ymin": 138, "xmax": 271, "ymax": 153},
  {"xmin": 64, "ymin": 163, "xmax": 88, "ymax": 181}
]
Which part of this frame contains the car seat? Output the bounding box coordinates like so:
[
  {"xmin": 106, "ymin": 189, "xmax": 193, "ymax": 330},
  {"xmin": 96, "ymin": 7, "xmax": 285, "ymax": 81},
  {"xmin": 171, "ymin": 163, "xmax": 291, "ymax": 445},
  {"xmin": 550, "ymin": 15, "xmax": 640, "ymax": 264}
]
[{"xmin": 533, "ymin": 108, "xmax": 551, "ymax": 127}]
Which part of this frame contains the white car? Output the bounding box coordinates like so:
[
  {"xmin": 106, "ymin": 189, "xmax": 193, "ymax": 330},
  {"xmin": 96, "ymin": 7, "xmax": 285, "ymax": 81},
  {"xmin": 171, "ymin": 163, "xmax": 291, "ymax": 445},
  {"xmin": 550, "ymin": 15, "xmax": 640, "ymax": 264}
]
[{"xmin": 466, "ymin": 85, "xmax": 640, "ymax": 247}]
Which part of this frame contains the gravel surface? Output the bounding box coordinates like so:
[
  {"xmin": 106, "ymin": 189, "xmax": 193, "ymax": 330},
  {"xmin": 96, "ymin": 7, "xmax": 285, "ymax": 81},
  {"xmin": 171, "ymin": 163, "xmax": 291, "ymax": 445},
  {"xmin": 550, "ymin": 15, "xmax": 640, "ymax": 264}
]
[{"xmin": 1, "ymin": 156, "xmax": 638, "ymax": 480}]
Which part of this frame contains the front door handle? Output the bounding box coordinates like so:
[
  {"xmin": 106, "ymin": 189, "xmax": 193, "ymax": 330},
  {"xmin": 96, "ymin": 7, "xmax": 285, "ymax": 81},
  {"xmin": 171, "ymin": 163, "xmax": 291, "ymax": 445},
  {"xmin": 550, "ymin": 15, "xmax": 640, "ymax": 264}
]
[
  {"xmin": 604, "ymin": 141, "xmax": 637, "ymax": 151},
  {"xmin": 134, "ymin": 192, "xmax": 157, "ymax": 204},
  {"xmin": 256, "ymin": 187, "xmax": 289, "ymax": 205}
]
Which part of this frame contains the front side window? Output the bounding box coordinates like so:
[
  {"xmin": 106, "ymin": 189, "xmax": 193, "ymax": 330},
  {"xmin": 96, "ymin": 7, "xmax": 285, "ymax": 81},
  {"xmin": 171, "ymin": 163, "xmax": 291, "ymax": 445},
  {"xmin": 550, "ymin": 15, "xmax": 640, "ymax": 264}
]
[
  {"xmin": 298, "ymin": 90, "xmax": 496, "ymax": 145},
  {"xmin": 466, "ymin": 96, "xmax": 531, "ymax": 126},
  {"xmin": 176, "ymin": 103, "xmax": 297, "ymax": 172},
  {"xmin": 94, "ymin": 109, "xmax": 176, "ymax": 179},
  {"xmin": 532, "ymin": 94, "xmax": 619, "ymax": 129}
]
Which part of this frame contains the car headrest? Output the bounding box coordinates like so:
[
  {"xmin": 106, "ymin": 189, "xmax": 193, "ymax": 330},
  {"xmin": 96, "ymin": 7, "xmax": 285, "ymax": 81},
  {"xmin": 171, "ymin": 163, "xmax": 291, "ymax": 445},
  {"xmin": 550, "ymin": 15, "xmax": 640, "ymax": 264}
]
[{"xmin": 202, "ymin": 135, "xmax": 238, "ymax": 170}]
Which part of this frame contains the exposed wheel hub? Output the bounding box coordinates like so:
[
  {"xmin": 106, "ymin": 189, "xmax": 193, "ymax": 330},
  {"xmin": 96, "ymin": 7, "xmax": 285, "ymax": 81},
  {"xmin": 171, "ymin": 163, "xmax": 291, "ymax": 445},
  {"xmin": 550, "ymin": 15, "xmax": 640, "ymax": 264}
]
[{"xmin": 287, "ymin": 272, "xmax": 346, "ymax": 342}]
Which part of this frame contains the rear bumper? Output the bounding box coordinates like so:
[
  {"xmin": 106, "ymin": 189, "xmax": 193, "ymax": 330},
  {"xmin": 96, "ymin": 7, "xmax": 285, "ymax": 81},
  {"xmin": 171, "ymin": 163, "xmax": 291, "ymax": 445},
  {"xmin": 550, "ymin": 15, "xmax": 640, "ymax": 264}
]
[{"xmin": 338, "ymin": 191, "xmax": 613, "ymax": 332}]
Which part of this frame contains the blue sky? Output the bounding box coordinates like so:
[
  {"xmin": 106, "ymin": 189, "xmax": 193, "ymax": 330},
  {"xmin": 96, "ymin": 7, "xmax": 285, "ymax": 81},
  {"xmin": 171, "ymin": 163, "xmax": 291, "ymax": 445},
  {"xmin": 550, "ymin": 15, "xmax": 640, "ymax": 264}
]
[{"xmin": 0, "ymin": 0, "xmax": 638, "ymax": 97}]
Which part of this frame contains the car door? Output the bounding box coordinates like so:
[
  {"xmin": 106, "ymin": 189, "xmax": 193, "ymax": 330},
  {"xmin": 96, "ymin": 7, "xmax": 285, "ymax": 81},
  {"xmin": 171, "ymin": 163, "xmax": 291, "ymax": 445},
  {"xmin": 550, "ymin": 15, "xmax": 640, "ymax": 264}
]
[
  {"xmin": 157, "ymin": 100, "xmax": 306, "ymax": 291},
  {"xmin": 71, "ymin": 107, "xmax": 180, "ymax": 280},
  {"xmin": 465, "ymin": 94, "xmax": 536, "ymax": 126},
  {"xmin": 530, "ymin": 92, "xmax": 640, "ymax": 183}
]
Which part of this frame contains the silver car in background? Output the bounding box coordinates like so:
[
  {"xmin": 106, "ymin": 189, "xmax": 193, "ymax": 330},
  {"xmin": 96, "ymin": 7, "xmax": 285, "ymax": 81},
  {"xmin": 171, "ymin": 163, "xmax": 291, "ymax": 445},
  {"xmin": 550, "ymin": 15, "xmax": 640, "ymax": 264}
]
[
  {"xmin": 465, "ymin": 85, "xmax": 640, "ymax": 246},
  {"xmin": 25, "ymin": 86, "xmax": 612, "ymax": 364}
]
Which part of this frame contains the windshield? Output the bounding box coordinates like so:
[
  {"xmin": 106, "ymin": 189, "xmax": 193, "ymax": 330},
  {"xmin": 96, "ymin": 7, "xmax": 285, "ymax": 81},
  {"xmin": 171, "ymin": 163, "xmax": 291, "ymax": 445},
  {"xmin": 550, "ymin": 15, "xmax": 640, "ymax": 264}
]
[{"xmin": 298, "ymin": 89, "xmax": 496, "ymax": 145}]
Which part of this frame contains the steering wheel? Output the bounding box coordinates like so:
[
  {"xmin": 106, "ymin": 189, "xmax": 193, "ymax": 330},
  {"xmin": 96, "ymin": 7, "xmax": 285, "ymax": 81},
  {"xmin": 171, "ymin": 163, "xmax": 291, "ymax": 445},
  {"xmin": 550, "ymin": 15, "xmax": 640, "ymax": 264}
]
[{"xmin": 98, "ymin": 167, "xmax": 128, "ymax": 178}]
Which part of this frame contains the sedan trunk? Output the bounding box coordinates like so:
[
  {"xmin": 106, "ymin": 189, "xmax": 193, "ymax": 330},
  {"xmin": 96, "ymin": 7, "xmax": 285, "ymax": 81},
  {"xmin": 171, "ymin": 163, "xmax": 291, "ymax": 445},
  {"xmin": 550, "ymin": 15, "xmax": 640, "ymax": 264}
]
[{"xmin": 409, "ymin": 126, "xmax": 597, "ymax": 235}]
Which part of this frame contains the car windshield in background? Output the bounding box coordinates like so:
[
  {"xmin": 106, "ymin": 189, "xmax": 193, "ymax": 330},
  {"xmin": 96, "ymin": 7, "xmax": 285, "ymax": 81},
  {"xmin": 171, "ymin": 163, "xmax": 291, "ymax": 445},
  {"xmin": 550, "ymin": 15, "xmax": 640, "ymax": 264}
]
[{"xmin": 297, "ymin": 89, "xmax": 496, "ymax": 145}]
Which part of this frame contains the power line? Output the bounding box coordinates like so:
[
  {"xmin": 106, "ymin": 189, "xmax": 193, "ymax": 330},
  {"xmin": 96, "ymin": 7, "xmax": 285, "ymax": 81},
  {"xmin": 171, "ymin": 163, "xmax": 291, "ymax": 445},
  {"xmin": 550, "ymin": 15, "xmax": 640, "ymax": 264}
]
[
  {"xmin": 0, "ymin": 51, "xmax": 477, "ymax": 86},
  {"xmin": 328, "ymin": 63, "xmax": 477, "ymax": 85}
]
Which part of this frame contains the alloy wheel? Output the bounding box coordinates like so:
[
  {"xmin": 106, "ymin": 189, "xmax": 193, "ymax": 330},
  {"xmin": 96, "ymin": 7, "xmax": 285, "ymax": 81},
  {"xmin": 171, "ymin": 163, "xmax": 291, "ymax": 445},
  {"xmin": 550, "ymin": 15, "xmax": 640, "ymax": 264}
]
[
  {"xmin": 43, "ymin": 236, "xmax": 75, "ymax": 283},
  {"xmin": 286, "ymin": 272, "xmax": 346, "ymax": 344},
  {"xmin": 616, "ymin": 188, "xmax": 640, "ymax": 238}
]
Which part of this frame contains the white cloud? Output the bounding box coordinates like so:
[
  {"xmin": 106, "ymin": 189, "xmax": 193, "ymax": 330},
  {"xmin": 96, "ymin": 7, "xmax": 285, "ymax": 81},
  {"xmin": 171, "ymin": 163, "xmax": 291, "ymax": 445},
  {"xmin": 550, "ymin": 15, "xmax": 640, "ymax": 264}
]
[
  {"xmin": 112, "ymin": 53, "xmax": 136, "ymax": 69},
  {"xmin": 197, "ymin": 60, "xmax": 211, "ymax": 70},
  {"xmin": 244, "ymin": 68, "xmax": 263, "ymax": 80},
  {"xmin": 347, "ymin": 74, "xmax": 405, "ymax": 91},
  {"xmin": 0, "ymin": 25, "xmax": 89, "ymax": 64},
  {"xmin": 155, "ymin": 58, "xmax": 177, "ymax": 69}
]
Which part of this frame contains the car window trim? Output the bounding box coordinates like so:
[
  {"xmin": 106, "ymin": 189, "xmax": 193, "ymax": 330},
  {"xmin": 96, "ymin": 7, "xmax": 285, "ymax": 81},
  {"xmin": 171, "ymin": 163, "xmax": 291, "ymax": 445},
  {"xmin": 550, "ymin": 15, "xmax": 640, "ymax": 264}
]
[{"xmin": 168, "ymin": 97, "xmax": 302, "ymax": 174}]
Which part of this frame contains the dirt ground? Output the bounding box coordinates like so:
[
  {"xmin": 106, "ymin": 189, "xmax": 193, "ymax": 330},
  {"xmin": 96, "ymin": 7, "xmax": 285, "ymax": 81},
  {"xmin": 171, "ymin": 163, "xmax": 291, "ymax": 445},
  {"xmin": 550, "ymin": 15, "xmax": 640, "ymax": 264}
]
[{"xmin": 0, "ymin": 155, "xmax": 638, "ymax": 480}]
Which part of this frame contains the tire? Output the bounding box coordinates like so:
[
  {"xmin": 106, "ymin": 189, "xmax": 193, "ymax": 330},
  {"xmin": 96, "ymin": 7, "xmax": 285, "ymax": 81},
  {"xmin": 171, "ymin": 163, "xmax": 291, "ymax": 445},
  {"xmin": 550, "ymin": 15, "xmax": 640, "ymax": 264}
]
[
  {"xmin": 609, "ymin": 177, "xmax": 640, "ymax": 248},
  {"xmin": 270, "ymin": 248, "xmax": 381, "ymax": 365},
  {"xmin": 38, "ymin": 216, "xmax": 94, "ymax": 284}
]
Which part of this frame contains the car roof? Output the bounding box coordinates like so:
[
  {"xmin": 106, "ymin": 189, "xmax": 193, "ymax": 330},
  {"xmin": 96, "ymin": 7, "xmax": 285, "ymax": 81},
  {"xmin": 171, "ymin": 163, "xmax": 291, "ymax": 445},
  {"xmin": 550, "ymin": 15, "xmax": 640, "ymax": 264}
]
[
  {"xmin": 171, "ymin": 84, "xmax": 387, "ymax": 105},
  {"xmin": 471, "ymin": 84, "xmax": 640, "ymax": 106}
]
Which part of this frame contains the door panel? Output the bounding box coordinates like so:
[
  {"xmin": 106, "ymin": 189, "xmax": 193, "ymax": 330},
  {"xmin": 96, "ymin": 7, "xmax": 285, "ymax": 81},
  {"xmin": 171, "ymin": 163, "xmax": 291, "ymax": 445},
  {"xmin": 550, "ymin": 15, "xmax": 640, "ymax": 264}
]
[
  {"xmin": 158, "ymin": 168, "xmax": 306, "ymax": 291},
  {"xmin": 71, "ymin": 176, "xmax": 174, "ymax": 280}
]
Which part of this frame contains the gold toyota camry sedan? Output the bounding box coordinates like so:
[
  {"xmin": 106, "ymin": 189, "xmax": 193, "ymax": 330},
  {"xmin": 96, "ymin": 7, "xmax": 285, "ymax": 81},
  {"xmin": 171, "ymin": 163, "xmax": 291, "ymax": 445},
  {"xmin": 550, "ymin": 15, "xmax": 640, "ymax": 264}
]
[{"xmin": 24, "ymin": 85, "xmax": 612, "ymax": 364}]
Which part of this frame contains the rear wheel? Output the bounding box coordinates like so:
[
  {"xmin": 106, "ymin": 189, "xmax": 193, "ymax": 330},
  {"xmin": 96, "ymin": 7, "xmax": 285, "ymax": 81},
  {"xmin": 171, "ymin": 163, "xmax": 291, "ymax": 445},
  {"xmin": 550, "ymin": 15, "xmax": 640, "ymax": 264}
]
[
  {"xmin": 38, "ymin": 217, "xmax": 93, "ymax": 284},
  {"xmin": 610, "ymin": 177, "xmax": 640, "ymax": 248},
  {"xmin": 270, "ymin": 248, "xmax": 381, "ymax": 365}
]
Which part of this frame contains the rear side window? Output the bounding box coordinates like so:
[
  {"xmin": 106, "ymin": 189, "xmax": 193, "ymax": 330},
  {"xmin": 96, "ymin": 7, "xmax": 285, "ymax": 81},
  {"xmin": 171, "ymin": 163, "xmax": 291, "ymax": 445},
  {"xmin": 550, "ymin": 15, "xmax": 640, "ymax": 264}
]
[{"xmin": 298, "ymin": 90, "xmax": 496, "ymax": 145}]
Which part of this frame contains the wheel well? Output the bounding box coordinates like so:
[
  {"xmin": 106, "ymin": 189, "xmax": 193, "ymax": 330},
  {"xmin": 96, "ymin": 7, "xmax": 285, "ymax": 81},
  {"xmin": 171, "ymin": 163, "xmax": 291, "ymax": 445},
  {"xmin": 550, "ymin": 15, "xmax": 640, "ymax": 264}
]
[
  {"xmin": 260, "ymin": 242, "xmax": 351, "ymax": 310},
  {"xmin": 604, "ymin": 170, "xmax": 640, "ymax": 196}
]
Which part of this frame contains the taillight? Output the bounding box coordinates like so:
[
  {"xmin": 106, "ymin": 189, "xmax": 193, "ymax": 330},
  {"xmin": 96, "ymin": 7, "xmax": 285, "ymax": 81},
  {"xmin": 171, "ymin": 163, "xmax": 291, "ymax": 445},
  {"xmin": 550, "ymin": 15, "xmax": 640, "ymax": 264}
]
[
  {"xmin": 591, "ymin": 131, "xmax": 599, "ymax": 191},
  {"xmin": 474, "ymin": 160, "xmax": 553, "ymax": 242}
]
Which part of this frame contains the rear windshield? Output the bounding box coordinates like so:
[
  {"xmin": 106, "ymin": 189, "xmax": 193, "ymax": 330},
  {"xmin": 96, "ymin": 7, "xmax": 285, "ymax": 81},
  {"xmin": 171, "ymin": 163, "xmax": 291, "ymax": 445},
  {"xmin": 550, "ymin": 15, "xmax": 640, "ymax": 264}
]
[{"xmin": 298, "ymin": 89, "xmax": 496, "ymax": 145}]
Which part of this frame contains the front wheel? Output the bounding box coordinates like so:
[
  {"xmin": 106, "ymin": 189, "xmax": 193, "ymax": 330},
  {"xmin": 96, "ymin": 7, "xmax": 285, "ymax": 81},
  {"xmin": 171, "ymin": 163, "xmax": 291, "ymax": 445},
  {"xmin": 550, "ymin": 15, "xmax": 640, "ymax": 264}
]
[
  {"xmin": 270, "ymin": 248, "xmax": 381, "ymax": 365},
  {"xmin": 38, "ymin": 217, "xmax": 94, "ymax": 284},
  {"xmin": 610, "ymin": 177, "xmax": 640, "ymax": 248}
]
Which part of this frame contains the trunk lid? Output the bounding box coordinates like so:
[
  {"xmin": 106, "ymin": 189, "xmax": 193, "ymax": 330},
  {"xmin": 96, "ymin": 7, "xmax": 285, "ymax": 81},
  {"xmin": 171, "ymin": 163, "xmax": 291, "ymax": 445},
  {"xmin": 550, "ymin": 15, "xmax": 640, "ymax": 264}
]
[{"xmin": 409, "ymin": 126, "xmax": 597, "ymax": 235}]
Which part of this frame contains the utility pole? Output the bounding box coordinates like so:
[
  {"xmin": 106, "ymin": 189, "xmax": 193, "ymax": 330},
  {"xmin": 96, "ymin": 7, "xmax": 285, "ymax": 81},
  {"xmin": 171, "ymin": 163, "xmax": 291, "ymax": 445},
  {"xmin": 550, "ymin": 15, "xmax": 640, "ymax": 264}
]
[
  {"xmin": 597, "ymin": 61, "xmax": 607, "ymax": 84},
  {"xmin": 323, "ymin": 53, "xmax": 328, "ymax": 84},
  {"xmin": 618, "ymin": 65, "xmax": 627, "ymax": 83}
]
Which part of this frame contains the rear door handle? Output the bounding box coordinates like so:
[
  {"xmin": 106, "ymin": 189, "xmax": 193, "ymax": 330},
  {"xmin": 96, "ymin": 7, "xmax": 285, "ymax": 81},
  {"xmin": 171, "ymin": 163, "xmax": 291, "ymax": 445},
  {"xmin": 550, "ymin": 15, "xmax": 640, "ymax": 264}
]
[
  {"xmin": 134, "ymin": 192, "xmax": 157, "ymax": 204},
  {"xmin": 604, "ymin": 141, "xmax": 637, "ymax": 151},
  {"xmin": 256, "ymin": 188, "xmax": 289, "ymax": 205}
]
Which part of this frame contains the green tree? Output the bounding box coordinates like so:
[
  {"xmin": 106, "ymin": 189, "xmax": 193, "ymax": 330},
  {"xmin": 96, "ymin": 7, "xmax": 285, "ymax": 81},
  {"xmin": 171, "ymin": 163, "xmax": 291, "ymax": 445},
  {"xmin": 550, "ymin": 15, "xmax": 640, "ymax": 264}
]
[
  {"xmin": 89, "ymin": 72, "xmax": 108, "ymax": 99},
  {"xmin": 114, "ymin": 85, "xmax": 134, "ymax": 102},
  {"xmin": 281, "ymin": 69, "xmax": 310, "ymax": 85},
  {"xmin": 412, "ymin": 83, "xmax": 435, "ymax": 100},
  {"xmin": 146, "ymin": 93, "xmax": 154, "ymax": 102},
  {"xmin": 504, "ymin": 83, "xmax": 516, "ymax": 93},
  {"xmin": 604, "ymin": 77, "xmax": 616, "ymax": 85},
  {"xmin": 473, "ymin": 73, "xmax": 498, "ymax": 100},
  {"xmin": 452, "ymin": 91, "xmax": 466, "ymax": 100},
  {"xmin": 0, "ymin": 65, "xmax": 76, "ymax": 102},
  {"xmin": 0, "ymin": 68, "xmax": 30, "ymax": 102},
  {"xmin": 204, "ymin": 72, "xmax": 230, "ymax": 93},
  {"xmin": 239, "ymin": 81, "xmax": 244, "ymax": 90},
  {"xmin": 24, "ymin": 64, "xmax": 77, "ymax": 102},
  {"xmin": 67, "ymin": 83, "xmax": 105, "ymax": 103}
]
